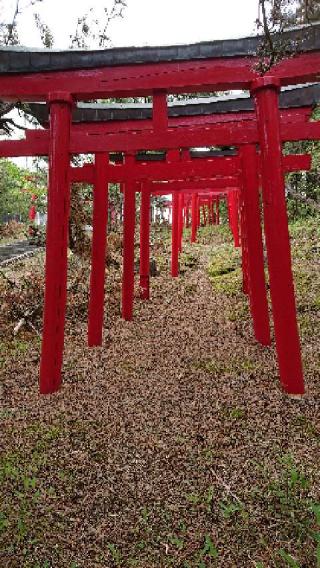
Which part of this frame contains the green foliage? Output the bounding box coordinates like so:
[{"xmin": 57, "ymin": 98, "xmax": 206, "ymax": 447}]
[
  {"xmin": 285, "ymin": 107, "xmax": 320, "ymax": 221},
  {"xmin": 0, "ymin": 158, "xmax": 46, "ymax": 222},
  {"xmin": 107, "ymin": 543, "xmax": 122, "ymax": 565},
  {"xmin": 278, "ymin": 548, "xmax": 300, "ymax": 567}
]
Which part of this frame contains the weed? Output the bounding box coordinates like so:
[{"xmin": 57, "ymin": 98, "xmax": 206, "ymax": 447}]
[
  {"xmin": 140, "ymin": 506, "xmax": 150, "ymax": 524},
  {"xmin": 107, "ymin": 543, "xmax": 122, "ymax": 565},
  {"xmin": 278, "ymin": 548, "xmax": 300, "ymax": 567},
  {"xmin": 196, "ymin": 534, "xmax": 219, "ymax": 565},
  {"xmin": 204, "ymin": 486, "xmax": 215, "ymax": 512},
  {"xmin": 229, "ymin": 407, "xmax": 245, "ymax": 420},
  {"xmin": 186, "ymin": 492, "xmax": 201, "ymax": 506},
  {"xmin": 219, "ymin": 498, "xmax": 245, "ymax": 519},
  {"xmin": 169, "ymin": 534, "xmax": 184, "ymax": 549}
]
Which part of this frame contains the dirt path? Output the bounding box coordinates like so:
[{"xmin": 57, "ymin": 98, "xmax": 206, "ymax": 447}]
[{"xmin": 1, "ymin": 226, "xmax": 320, "ymax": 567}]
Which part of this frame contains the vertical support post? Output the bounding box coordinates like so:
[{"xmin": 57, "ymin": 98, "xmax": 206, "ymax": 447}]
[
  {"xmin": 153, "ymin": 90, "xmax": 168, "ymax": 132},
  {"xmin": 241, "ymin": 145, "xmax": 271, "ymax": 345},
  {"xmin": 252, "ymin": 77, "xmax": 304, "ymax": 395},
  {"xmin": 228, "ymin": 190, "xmax": 240, "ymax": 248},
  {"xmin": 191, "ymin": 192, "xmax": 198, "ymax": 243},
  {"xmin": 239, "ymin": 189, "xmax": 249, "ymax": 295},
  {"xmin": 202, "ymin": 205, "xmax": 207, "ymax": 226},
  {"xmin": 140, "ymin": 182, "xmax": 151, "ymax": 300},
  {"xmin": 185, "ymin": 205, "xmax": 190, "ymax": 228},
  {"xmin": 171, "ymin": 192, "xmax": 179, "ymax": 277},
  {"xmin": 212, "ymin": 197, "xmax": 217, "ymax": 224},
  {"xmin": 40, "ymin": 92, "xmax": 72, "ymax": 394},
  {"xmin": 88, "ymin": 152, "xmax": 109, "ymax": 347},
  {"xmin": 216, "ymin": 196, "xmax": 220, "ymax": 225},
  {"xmin": 178, "ymin": 193, "xmax": 184, "ymax": 253},
  {"xmin": 122, "ymin": 155, "xmax": 136, "ymax": 321},
  {"xmin": 208, "ymin": 198, "xmax": 213, "ymax": 225}
]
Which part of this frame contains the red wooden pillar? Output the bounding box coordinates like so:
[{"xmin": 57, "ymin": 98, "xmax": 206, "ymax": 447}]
[
  {"xmin": 122, "ymin": 156, "xmax": 136, "ymax": 321},
  {"xmin": 185, "ymin": 205, "xmax": 190, "ymax": 228},
  {"xmin": 212, "ymin": 198, "xmax": 215, "ymax": 225},
  {"xmin": 191, "ymin": 192, "xmax": 198, "ymax": 243},
  {"xmin": 239, "ymin": 189, "xmax": 249, "ymax": 295},
  {"xmin": 252, "ymin": 77, "xmax": 304, "ymax": 395},
  {"xmin": 216, "ymin": 196, "xmax": 220, "ymax": 225},
  {"xmin": 88, "ymin": 152, "xmax": 109, "ymax": 347},
  {"xmin": 171, "ymin": 191, "xmax": 179, "ymax": 277},
  {"xmin": 178, "ymin": 193, "xmax": 184, "ymax": 253},
  {"xmin": 40, "ymin": 92, "xmax": 72, "ymax": 394},
  {"xmin": 228, "ymin": 190, "xmax": 240, "ymax": 248},
  {"xmin": 240, "ymin": 145, "xmax": 271, "ymax": 346},
  {"xmin": 140, "ymin": 183, "xmax": 151, "ymax": 300},
  {"xmin": 202, "ymin": 205, "xmax": 207, "ymax": 226},
  {"xmin": 209, "ymin": 198, "xmax": 214, "ymax": 225},
  {"xmin": 227, "ymin": 193, "xmax": 233, "ymax": 235}
]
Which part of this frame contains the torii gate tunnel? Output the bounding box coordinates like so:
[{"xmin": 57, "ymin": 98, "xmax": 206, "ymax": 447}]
[{"xmin": 1, "ymin": 23, "xmax": 320, "ymax": 396}]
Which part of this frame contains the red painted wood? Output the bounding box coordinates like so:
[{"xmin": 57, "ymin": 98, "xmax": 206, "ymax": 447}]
[
  {"xmin": 0, "ymin": 50, "xmax": 318, "ymax": 102},
  {"xmin": 191, "ymin": 192, "xmax": 198, "ymax": 243},
  {"xmin": 216, "ymin": 196, "xmax": 220, "ymax": 225},
  {"xmin": 228, "ymin": 189, "xmax": 240, "ymax": 248},
  {"xmin": 171, "ymin": 191, "xmax": 179, "ymax": 277},
  {"xmin": 68, "ymin": 122, "xmax": 319, "ymax": 154},
  {"xmin": 211, "ymin": 198, "xmax": 216, "ymax": 224},
  {"xmin": 239, "ymin": 189, "xmax": 249, "ymax": 295},
  {"xmin": 283, "ymin": 154, "xmax": 312, "ymax": 172},
  {"xmin": 71, "ymin": 164, "xmax": 94, "ymax": 184},
  {"xmin": 88, "ymin": 153, "xmax": 109, "ymax": 347},
  {"xmin": 70, "ymin": 107, "xmax": 310, "ymax": 134},
  {"xmin": 151, "ymin": 177, "xmax": 238, "ymax": 192},
  {"xmin": 0, "ymin": 57, "xmax": 258, "ymax": 101},
  {"xmin": 153, "ymin": 90, "xmax": 168, "ymax": 132},
  {"xmin": 140, "ymin": 183, "xmax": 151, "ymax": 300},
  {"xmin": 253, "ymin": 78, "xmax": 304, "ymax": 395},
  {"xmin": 178, "ymin": 193, "xmax": 184, "ymax": 253},
  {"xmin": 122, "ymin": 170, "xmax": 136, "ymax": 320},
  {"xmin": 40, "ymin": 94, "xmax": 72, "ymax": 394},
  {"xmin": 240, "ymin": 145, "xmax": 271, "ymax": 346},
  {"xmin": 3, "ymin": 116, "xmax": 319, "ymax": 158},
  {"xmin": 66, "ymin": 149, "xmax": 311, "ymax": 187},
  {"xmin": 185, "ymin": 206, "xmax": 190, "ymax": 228},
  {"xmin": 269, "ymin": 51, "xmax": 320, "ymax": 86},
  {"xmin": 202, "ymin": 204, "xmax": 207, "ymax": 226}
]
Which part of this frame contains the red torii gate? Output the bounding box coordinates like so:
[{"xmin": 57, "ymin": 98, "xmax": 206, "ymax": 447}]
[
  {"xmin": 0, "ymin": 119, "xmax": 315, "ymax": 396},
  {"xmin": 1, "ymin": 119, "xmax": 315, "ymax": 395},
  {"xmin": 67, "ymin": 148, "xmax": 310, "ymax": 363},
  {"xmin": 0, "ymin": 25, "xmax": 319, "ymax": 397}
]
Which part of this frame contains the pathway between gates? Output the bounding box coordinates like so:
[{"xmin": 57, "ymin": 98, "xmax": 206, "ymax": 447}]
[{"xmin": 1, "ymin": 226, "xmax": 319, "ymax": 567}]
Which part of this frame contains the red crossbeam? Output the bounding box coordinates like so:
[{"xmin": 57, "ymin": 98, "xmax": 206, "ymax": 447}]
[
  {"xmin": 2, "ymin": 118, "xmax": 318, "ymax": 157},
  {"xmin": 0, "ymin": 51, "xmax": 319, "ymax": 101}
]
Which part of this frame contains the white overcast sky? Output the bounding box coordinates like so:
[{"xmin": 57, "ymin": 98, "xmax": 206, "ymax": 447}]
[
  {"xmin": 3, "ymin": 0, "xmax": 259, "ymax": 166},
  {"xmin": 4, "ymin": 0, "xmax": 259, "ymax": 49}
]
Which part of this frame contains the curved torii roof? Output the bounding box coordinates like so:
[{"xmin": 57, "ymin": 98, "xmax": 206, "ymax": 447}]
[
  {"xmin": 0, "ymin": 24, "xmax": 319, "ymax": 75},
  {"xmin": 27, "ymin": 83, "xmax": 320, "ymax": 125}
]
